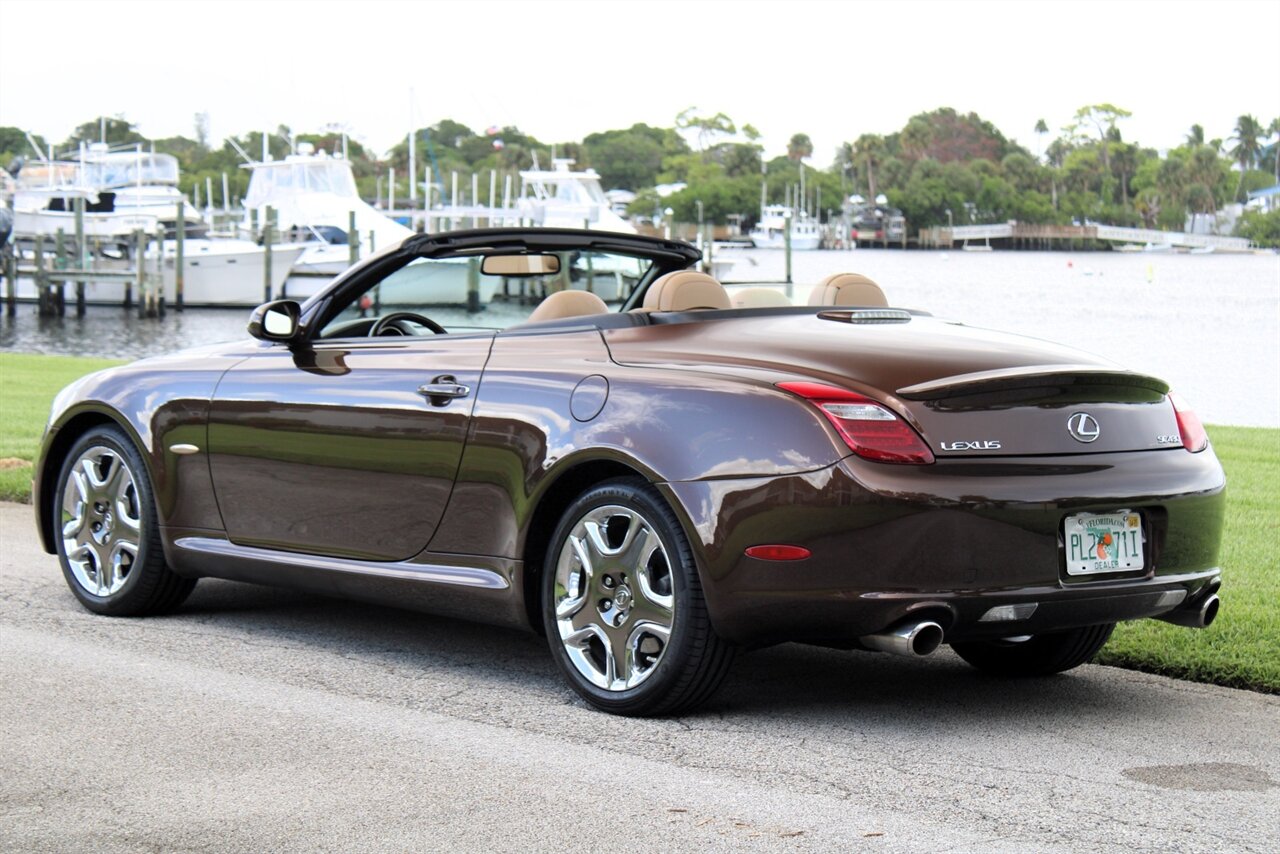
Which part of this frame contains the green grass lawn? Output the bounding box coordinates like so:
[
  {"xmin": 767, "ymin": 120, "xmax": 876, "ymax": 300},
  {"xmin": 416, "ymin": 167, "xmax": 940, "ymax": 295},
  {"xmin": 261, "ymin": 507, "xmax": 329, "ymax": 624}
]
[
  {"xmin": 1097, "ymin": 424, "xmax": 1280, "ymax": 693},
  {"xmin": 1, "ymin": 352, "xmax": 1276, "ymax": 692},
  {"xmin": 0, "ymin": 352, "xmax": 124, "ymax": 502}
]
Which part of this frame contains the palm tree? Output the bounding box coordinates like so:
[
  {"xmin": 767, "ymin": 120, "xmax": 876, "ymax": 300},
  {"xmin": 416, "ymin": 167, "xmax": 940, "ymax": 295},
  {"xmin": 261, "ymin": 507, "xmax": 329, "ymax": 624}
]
[
  {"xmin": 1186, "ymin": 124, "xmax": 1205, "ymax": 148},
  {"xmin": 1230, "ymin": 114, "xmax": 1264, "ymax": 201},
  {"xmin": 852, "ymin": 134, "xmax": 886, "ymax": 201},
  {"xmin": 1271, "ymin": 117, "xmax": 1280, "ymax": 184},
  {"xmin": 786, "ymin": 133, "xmax": 813, "ymax": 162},
  {"xmin": 1034, "ymin": 118, "xmax": 1049, "ymax": 161}
]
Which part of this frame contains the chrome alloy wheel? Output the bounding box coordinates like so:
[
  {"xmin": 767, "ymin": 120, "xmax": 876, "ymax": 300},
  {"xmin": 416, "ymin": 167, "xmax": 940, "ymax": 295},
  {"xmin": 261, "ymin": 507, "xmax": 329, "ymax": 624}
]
[
  {"xmin": 60, "ymin": 445, "xmax": 143, "ymax": 598},
  {"xmin": 552, "ymin": 505, "xmax": 676, "ymax": 691}
]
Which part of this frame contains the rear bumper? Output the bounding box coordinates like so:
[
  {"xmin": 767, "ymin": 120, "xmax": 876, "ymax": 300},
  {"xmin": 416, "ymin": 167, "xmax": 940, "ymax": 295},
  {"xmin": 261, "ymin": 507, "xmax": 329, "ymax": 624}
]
[{"xmin": 661, "ymin": 447, "xmax": 1226, "ymax": 646}]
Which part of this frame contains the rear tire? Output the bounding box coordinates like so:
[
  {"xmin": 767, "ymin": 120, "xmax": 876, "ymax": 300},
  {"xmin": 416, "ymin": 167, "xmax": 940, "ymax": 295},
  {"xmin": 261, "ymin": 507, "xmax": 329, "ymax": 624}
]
[
  {"xmin": 951, "ymin": 623, "xmax": 1115, "ymax": 677},
  {"xmin": 53, "ymin": 425, "xmax": 196, "ymax": 616},
  {"xmin": 542, "ymin": 477, "xmax": 734, "ymax": 716}
]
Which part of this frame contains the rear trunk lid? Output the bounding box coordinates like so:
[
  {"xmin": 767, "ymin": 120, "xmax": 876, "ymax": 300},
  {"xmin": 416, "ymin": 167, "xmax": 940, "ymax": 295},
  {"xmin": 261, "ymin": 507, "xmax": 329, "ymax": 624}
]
[{"xmin": 603, "ymin": 310, "xmax": 1182, "ymax": 457}]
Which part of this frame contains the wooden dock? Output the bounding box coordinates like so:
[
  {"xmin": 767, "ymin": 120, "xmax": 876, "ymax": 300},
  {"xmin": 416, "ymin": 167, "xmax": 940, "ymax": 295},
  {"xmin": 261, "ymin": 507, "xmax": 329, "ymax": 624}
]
[{"xmin": 919, "ymin": 222, "xmax": 1253, "ymax": 252}]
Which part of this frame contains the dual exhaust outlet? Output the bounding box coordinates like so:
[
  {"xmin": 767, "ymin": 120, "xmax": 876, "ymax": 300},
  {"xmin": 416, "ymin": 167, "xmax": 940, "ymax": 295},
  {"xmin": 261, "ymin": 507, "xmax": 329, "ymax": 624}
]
[{"xmin": 860, "ymin": 591, "xmax": 1220, "ymax": 658}]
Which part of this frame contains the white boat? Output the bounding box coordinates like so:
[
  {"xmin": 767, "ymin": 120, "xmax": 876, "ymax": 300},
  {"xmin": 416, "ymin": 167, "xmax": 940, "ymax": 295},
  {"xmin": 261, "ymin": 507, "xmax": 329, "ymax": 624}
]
[
  {"xmin": 13, "ymin": 147, "xmax": 204, "ymax": 238},
  {"xmin": 9, "ymin": 150, "xmax": 306, "ymax": 307},
  {"xmin": 241, "ymin": 147, "xmax": 498, "ymax": 305},
  {"xmin": 159, "ymin": 239, "xmax": 305, "ymax": 307},
  {"xmin": 749, "ymin": 205, "xmax": 821, "ymax": 250},
  {"xmin": 516, "ymin": 159, "xmax": 636, "ymax": 234}
]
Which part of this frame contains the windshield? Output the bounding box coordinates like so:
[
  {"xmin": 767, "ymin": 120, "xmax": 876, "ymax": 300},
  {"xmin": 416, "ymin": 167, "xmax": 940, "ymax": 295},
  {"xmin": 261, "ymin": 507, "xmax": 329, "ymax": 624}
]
[
  {"xmin": 245, "ymin": 160, "xmax": 358, "ymax": 208},
  {"xmin": 83, "ymin": 153, "xmax": 180, "ymax": 188},
  {"xmin": 318, "ymin": 249, "xmax": 653, "ymax": 338}
]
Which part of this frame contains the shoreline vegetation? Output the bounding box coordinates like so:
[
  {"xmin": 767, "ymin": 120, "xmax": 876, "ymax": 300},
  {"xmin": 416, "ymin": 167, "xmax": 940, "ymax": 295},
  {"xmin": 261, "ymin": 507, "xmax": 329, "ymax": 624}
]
[
  {"xmin": 4, "ymin": 106, "xmax": 1279, "ymax": 246},
  {"xmin": 1, "ymin": 352, "xmax": 1275, "ymax": 694}
]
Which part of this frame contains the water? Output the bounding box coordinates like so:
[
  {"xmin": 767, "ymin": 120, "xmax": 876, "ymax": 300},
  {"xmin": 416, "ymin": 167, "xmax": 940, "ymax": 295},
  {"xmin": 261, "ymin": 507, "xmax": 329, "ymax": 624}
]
[{"xmin": 3, "ymin": 249, "xmax": 1277, "ymax": 427}]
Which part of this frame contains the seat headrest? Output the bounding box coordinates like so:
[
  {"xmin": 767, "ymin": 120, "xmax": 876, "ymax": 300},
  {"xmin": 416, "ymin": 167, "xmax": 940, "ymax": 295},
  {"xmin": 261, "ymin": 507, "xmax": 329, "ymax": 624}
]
[
  {"xmin": 731, "ymin": 287, "xmax": 792, "ymax": 308},
  {"xmin": 527, "ymin": 289, "xmax": 610, "ymax": 322},
  {"xmin": 807, "ymin": 273, "xmax": 888, "ymax": 307},
  {"xmin": 642, "ymin": 270, "xmax": 730, "ymax": 312}
]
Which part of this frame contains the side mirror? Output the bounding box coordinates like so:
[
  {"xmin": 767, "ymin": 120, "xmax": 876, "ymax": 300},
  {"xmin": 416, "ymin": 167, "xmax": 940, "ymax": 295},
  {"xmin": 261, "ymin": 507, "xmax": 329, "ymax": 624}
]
[{"xmin": 248, "ymin": 300, "xmax": 302, "ymax": 343}]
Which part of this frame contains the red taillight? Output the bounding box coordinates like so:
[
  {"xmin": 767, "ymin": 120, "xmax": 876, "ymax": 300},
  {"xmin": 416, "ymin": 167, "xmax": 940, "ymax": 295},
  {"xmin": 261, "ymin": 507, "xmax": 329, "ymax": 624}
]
[
  {"xmin": 1169, "ymin": 392, "xmax": 1208, "ymax": 452},
  {"xmin": 777, "ymin": 381, "xmax": 935, "ymax": 464},
  {"xmin": 744, "ymin": 545, "xmax": 812, "ymax": 561}
]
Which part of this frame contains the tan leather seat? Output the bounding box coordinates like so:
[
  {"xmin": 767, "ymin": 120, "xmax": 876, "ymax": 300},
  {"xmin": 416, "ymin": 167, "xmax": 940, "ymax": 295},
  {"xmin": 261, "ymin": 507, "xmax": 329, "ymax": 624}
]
[
  {"xmin": 731, "ymin": 287, "xmax": 791, "ymax": 308},
  {"xmin": 807, "ymin": 273, "xmax": 889, "ymax": 307},
  {"xmin": 641, "ymin": 270, "xmax": 730, "ymax": 312},
  {"xmin": 527, "ymin": 289, "xmax": 610, "ymax": 323}
]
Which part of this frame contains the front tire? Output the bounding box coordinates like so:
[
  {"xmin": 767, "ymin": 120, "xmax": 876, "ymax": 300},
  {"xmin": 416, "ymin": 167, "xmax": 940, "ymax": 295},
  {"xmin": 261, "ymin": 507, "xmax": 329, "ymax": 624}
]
[
  {"xmin": 54, "ymin": 425, "xmax": 196, "ymax": 616},
  {"xmin": 542, "ymin": 478, "xmax": 734, "ymax": 716},
  {"xmin": 951, "ymin": 623, "xmax": 1115, "ymax": 677}
]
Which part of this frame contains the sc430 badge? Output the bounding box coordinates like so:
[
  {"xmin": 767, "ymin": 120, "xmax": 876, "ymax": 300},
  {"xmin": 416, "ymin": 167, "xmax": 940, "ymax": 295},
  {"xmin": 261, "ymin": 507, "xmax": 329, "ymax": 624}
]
[{"xmin": 939, "ymin": 440, "xmax": 1002, "ymax": 451}]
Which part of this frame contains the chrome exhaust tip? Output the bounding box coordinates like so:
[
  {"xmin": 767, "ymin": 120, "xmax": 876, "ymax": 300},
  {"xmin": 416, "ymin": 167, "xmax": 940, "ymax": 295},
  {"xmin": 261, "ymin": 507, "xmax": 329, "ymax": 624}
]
[
  {"xmin": 1157, "ymin": 593, "xmax": 1220, "ymax": 629},
  {"xmin": 861, "ymin": 620, "xmax": 944, "ymax": 657}
]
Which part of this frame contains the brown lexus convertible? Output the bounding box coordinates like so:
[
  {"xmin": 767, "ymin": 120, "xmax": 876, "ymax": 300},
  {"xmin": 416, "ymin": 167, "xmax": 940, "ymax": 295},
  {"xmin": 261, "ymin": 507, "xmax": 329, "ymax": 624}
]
[{"xmin": 34, "ymin": 229, "xmax": 1225, "ymax": 715}]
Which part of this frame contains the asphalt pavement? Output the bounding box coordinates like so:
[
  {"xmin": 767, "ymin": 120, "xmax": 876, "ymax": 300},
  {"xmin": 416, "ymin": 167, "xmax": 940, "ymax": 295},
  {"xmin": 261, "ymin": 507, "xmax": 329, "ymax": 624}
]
[{"xmin": 1, "ymin": 502, "xmax": 1277, "ymax": 853}]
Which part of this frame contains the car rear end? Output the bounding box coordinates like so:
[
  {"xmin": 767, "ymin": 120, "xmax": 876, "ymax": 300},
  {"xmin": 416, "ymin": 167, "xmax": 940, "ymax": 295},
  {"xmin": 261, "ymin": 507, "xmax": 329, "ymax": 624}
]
[{"xmin": 637, "ymin": 312, "xmax": 1227, "ymax": 649}]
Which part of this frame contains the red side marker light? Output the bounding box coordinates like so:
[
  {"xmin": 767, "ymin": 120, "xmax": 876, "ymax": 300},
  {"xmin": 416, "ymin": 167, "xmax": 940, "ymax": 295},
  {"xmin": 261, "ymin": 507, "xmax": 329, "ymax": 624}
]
[
  {"xmin": 745, "ymin": 545, "xmax": 812, "ymax": 561},
  {"xmin": 1169, "ymin": 392, "xmax": 1208, "ymax": 453}
]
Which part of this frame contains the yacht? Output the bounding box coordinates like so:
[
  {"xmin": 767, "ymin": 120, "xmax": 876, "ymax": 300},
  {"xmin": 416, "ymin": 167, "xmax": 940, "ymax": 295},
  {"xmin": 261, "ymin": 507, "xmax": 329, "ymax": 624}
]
[
  {"xmin": 8, "ymin": 151, "xmax": 301, "ymax": 307},
  {"xmin": 241, "ymin": 146, "xmax": 491, "ymax": 304},
  {"xmin": 517, "ymin": 159, "xmax": 636, "ymax": 234},
  {"xmin": 749, "ymin": 204, "xmax": 821, "ymax": 250}
]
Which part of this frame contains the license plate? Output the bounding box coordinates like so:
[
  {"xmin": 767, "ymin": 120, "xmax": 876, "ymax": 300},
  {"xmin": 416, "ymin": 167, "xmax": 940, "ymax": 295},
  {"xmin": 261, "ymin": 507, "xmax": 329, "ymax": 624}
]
[{"xmin": 1064, "ymin": 511, "xmax": 1145, "ymax": 575}]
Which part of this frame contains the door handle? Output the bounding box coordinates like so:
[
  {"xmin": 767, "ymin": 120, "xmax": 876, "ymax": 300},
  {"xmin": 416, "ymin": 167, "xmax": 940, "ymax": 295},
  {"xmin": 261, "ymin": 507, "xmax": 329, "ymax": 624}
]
[{"xmin": 418, "ymin": 375, "xmax": 471, "ymax": 405}]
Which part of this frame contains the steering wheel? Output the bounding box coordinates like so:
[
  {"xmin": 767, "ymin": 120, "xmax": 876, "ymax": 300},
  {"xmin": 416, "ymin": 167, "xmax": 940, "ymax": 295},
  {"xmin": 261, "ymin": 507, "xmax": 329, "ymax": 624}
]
[{"xmin": 370, "ymin": 311, "xmax": 447, "ymax": 337}]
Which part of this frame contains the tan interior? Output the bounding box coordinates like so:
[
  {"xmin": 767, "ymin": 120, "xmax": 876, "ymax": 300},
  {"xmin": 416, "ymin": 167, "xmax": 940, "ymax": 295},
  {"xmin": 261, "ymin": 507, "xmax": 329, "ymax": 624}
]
[
  {"xmin": 641, "ymin": 270, "xmax": 731, "ymax": 312},
  {"xmin": 807, "ymin": 273, "xmax": 889, "ymax": 307},
  {"xmin": 731, "ymin": 287, "xmax": 792, "ymax": 309},
  {"xmin": 527, "ymin": 289, "xmax": 609, "ymax": 322}
]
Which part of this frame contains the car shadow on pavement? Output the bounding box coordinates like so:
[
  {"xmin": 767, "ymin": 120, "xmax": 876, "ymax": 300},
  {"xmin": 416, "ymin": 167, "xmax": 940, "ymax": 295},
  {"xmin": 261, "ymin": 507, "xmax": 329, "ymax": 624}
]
[{"xmin": 163, "ymin": 577, "xmax": 1175, "ymax": 727}]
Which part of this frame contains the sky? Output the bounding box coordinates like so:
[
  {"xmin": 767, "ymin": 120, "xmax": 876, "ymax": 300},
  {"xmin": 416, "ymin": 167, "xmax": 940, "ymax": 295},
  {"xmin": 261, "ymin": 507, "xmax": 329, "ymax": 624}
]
[{"xmin": 1, "ymin": 0, "xmax": 1278, "ymax": 165}]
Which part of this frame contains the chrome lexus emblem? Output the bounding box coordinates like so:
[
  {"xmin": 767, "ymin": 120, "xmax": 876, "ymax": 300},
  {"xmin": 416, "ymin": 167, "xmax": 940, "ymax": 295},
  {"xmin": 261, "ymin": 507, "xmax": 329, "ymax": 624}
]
[{"xmin": 1067, "ymin": 412, "xmax": 1101, "ymax": 443}]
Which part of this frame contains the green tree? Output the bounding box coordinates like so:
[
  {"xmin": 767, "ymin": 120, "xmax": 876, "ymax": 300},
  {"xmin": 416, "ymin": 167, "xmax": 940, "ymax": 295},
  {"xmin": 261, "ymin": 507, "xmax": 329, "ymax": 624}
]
[
  {"xmin": 786, "ymin": 133, "xmax": 813, "ymax": 162},
  {"xmin": 582, "ymin": 124, "xmax": 685, "ymax": 190},
  {"xmin": 851, "ymin": 133, "xmax": 887, "ymax": 200},
  {"xmin": 1034, "ymin": 118, "xmax": 1049, "ymax": 161},
  {"xmin": 1229, "ymin": 114, "xmax": 1264, "ymax": 200},
  {"xmin": 1068, "ymin": 104, "xmax": 1130, "ymax": 196},
  {"xmin": 674, "ymin": 108, "xmax": 736, "ymax": 151},
  {"xmin": 61, "ymin": 116, "xmax": 146, "ymax": 150}
]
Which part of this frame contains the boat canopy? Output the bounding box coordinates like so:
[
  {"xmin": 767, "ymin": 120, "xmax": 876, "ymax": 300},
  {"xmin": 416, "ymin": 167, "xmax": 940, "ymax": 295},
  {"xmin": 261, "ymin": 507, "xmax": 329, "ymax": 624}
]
[
  {"xmin": 83, "ymin": 153, "xmax": 180, "ymax": 189},
  {"xmin": 245, "ymin": 156, "xmax": 358, "ymax": 208}
]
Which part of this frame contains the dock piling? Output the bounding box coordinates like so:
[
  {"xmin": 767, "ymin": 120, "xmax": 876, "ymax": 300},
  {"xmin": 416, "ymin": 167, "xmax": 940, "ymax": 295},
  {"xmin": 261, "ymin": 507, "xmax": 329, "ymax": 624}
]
[
  {"xmin": 34, "ymin": 235, "xmax": 48, "ymax": 315},
  {"xmin": 126, "ymin": 230, "xmax": 140, "ymax": 310},
  {"xmin": 466, "ymin": 257, "xmax": 481, "ymax": 313},
  {"xmin": 74, "ymin": 197, "xmax": 86, "ymax": 316},
  {"xmin": 784, "ymin": 213, "xmax": 793, "ymax": 296},
  {"xmin": 54, "ymin": 228, "xmax": 67, "ymax": 316},
  {"xmin": 262, "ymin": 205, "xmax": 274, "ymax": 303},
  {"xmin": 175, "ymin": 200, "xmax": 185, "ymax": 311},
  {"xmin": 348, "ymin": 211, "xmax": 358, "ymax": 267}
]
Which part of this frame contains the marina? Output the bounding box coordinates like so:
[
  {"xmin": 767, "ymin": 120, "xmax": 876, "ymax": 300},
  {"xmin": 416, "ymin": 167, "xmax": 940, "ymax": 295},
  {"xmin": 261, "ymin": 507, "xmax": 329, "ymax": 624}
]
[{"xmin": 3, "ymin": 248, "xmax": 1275, "ymax": 429}]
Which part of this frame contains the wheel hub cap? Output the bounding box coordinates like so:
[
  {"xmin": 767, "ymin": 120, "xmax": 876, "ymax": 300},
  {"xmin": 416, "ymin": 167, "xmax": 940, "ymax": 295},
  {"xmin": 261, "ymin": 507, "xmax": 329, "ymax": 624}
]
[
  {"xmin": 553, "ymin": 505, "xmax": 676, "ymax": 692},
  {"xmin": 60, "ymin": 446, "xmax": 142, "ymax": 598}
]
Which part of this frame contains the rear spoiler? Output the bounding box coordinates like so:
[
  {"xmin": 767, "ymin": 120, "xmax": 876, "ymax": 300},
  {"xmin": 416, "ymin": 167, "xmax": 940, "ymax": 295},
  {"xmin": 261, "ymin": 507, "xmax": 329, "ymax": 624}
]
[{"xmin": 897, "ymin": 365, "xmax": 1170, "ymax": 401}]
